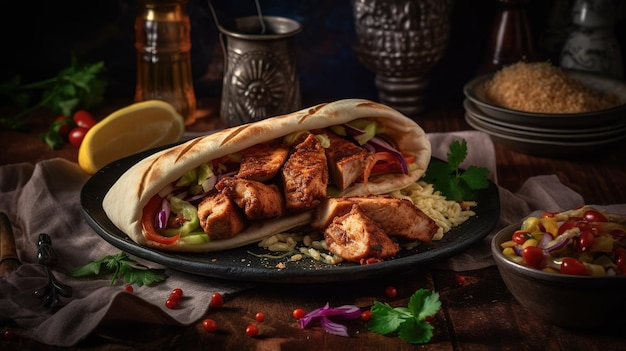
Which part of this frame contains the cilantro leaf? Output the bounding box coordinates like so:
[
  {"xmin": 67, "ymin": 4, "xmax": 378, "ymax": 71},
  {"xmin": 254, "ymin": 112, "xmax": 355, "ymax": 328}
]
[
  {"xmin": 447, "ymin": 138, "xmax": 467, "ymax": 171},
  {"xmin": 368, "ymin": 302, "xmax": 405, "ymax": 334},
  {"xmin": 70, "ymin": 252, "xmax": 167, "ymax": 287},
  {"xmin": 398, "ymin": 318, "xmax": 434, "ymax": 344},
  {"xmin": 410, "ymin": 289, "xmax": 442, "ymax": 320},
  {"xmin": 367, "ymin": 288, "xmax": 441, "ymax": 344},
  {"xmin": 421, "ymin": 138, "xmax": 490, "ymax": 202}
]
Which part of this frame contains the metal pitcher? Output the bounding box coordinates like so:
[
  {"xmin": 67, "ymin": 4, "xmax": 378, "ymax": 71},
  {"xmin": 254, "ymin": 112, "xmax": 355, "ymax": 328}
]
[{"xmin": 217, "ymin": 15, "xmax": 302, "ymax": 127}]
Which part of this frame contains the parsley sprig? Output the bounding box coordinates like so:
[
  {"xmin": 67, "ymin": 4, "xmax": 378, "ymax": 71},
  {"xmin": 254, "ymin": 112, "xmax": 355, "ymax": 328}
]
[
  {"xmin": 70, "ymin": 252, "xmax": 167, "ymax": 287},
  {"xmin": 0, "ymin": 55, "xmax": 106, "ymax": 130},
  {"xmin": 421, "ymin": 138, "xmax": 490, "ymax": 202},
  {"xmin": 368, "ymin": 289, "xmax": 441, "ymax": 344}
]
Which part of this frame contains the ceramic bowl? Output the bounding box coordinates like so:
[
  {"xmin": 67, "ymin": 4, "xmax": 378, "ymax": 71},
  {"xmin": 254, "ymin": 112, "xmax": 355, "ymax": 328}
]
[
  {"xmin": 491, "ymin": 222, "xmax": 626, "ymax": 331},
  {"xmin": 463, "ymin": 70, "xmax": 626, "ymax": 128},
  {"xmin": 465, "ymin": 113, "xmax": 626, "ymax": 157}
]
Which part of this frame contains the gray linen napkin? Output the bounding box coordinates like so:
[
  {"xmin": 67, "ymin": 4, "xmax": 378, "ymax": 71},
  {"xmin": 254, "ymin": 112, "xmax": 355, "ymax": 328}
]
[
  {"xmin": 0, "ymin": 159, "xmax": 253, "ymax": 346},
  {"xmin": 1, "ymin": 130, "xmax": 623, "ymax": 346}
]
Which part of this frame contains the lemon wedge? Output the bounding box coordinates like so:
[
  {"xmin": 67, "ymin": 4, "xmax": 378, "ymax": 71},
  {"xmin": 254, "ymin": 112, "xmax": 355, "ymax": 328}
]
[{"xmin": 78, "ymin": 100, "xmax": 185, "ymax": 174}]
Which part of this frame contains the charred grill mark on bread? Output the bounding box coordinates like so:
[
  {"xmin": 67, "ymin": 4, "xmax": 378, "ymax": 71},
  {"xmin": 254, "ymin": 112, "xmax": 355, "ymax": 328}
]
[
  {"xmin": 139, "ymin": 157, "xmax": 162, "ymax": 200},
  {"xmin": 174, "ymin": 138, "xmax": 203, "ymax": 163}
]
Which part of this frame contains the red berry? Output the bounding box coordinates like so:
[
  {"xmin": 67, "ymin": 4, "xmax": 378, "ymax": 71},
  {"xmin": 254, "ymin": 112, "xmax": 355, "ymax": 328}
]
[
  {"xmin": 292, "ymin": 308, "xmax": 306, "ymax": 319},
  {"xmin": 455, "ymin": 274, "xmax": 466, "ymax": 287},
  {"xmin": 124, "ymin": 284, "xmax": 134, "ymax": 293},
  {"xmin": 245, "ymin": 324, "xmax": 259, "ymax": 337},
  {"xmin": 360, "ymin": 310, "xmax": 372, "ymax": 322},
  {"xmin": 385, "ymin": 286, "xmax": 397, "ymax": 299},
  {"xmin": 255, "ymin": 312, "xmax": 265, "ymax": 322},
  {"xmin": 202, "ymin": 318, "xmax": 218, "ymax": 332},
  {"xmin": 171, "ymin": 288, "xmax": 183, "ymax": 298},
  {"xmin": 210, "ymin": 292, "xmax": 224, "ymax": 309},
  {"xmin": 2, "ymin": 328, "xmax": 15, "ymax": 340},
  {"xmin": 165, "ymin": 297, "xmax": 178, "ymax": 309}
]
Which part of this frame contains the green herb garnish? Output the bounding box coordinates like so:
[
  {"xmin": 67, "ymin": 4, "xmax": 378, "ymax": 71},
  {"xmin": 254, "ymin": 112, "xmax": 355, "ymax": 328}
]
[
  {"xmin": 0, "ymin": 55, "xmax": 106, "ymax": 130},
  {"xmin": 421, "ymin": 138, "xmax": 490, "ymax": 202},
  {"xmin": 70, "ymin": 252, "xmax": 167, "ymax": 287},
  {"xmin": 367, "ymin": 288, "xmax": 441, "ymax": 344}
]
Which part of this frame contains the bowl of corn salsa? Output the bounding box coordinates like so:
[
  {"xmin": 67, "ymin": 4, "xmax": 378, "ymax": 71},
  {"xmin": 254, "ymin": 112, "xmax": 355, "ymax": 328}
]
[{"xmin": 490, "ymin": 206, "xmax": 626, "ymax": 331}]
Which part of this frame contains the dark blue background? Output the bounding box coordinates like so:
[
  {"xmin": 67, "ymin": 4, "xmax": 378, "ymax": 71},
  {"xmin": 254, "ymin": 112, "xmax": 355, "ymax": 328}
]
[{"xmin": 1, "ymin": 0, "xmax": 624, "ymax": 110}]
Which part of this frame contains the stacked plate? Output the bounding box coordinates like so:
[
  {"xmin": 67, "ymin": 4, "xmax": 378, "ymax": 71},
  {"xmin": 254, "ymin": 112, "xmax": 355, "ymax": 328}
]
[{"xmin": 463, "ymin": 70, "xmax": 626, "ymax": 157}]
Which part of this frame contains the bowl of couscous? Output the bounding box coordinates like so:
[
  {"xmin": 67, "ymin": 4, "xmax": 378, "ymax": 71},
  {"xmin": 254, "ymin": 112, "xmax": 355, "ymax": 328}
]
[
  {"xmin": 490, "ymin": 206, "xmax": 626, "ymax": 331},
  {"xmin": 463, "ymin": 62, "xmax": 626, "ymax": 128}
]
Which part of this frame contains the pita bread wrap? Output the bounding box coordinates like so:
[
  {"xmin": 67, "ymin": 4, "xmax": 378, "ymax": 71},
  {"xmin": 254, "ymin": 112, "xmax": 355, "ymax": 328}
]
[{"xmin": 102, "ymin": 99, "xmax": 431, "ymax": 252}]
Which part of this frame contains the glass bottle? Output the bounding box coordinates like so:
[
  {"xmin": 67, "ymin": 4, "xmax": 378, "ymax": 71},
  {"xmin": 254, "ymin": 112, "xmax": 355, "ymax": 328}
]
[
  {"xmin": 135, "ymin": 0, "xmax": 197, "ymax": 125},
  {"xmin": 479, "ymin": 0, "xmax": 536, "ymax": 74}
]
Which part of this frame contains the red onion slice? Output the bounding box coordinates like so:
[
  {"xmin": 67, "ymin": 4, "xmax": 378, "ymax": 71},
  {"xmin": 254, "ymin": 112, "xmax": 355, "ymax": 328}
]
[{"xmin": 299, "ymin": 303, "xmax": 361, "ymax": 336}]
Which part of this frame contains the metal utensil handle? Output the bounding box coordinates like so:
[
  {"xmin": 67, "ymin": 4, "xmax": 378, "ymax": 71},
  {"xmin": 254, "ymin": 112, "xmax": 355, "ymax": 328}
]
[
  {"xmin": 208, "ymin": 0, "xmax": 266, "ymax": 34},
  {"xmin": 0, "ymin": 212, "xmax": 21, "ymax": 277}
]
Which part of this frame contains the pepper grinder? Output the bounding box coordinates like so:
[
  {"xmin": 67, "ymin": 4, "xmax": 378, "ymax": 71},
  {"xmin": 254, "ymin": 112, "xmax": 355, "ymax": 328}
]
[{"xmin": 560, "ymin": 0, "xmax": 623, "ymax": 79}]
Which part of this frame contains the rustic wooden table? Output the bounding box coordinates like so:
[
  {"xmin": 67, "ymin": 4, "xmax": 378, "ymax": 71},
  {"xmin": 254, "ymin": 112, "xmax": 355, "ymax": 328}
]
[{"xmin": 1, "ymin": 98, "xmax": 625, "ymax": 350}]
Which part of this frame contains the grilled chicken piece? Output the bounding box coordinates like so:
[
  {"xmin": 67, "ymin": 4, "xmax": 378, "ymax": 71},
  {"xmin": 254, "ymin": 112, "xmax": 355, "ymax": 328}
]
[
  {"xmin": 312, "ymin": 196, "xmax": 438, "ymax": 243},
  {"xmin": 324, "ymin": 131, "xmax": 374, "ymax": 191},
  {"xmin": 197, "ymin": 192, "xmax": 246, "ymax": 240},
  {"xmin": 216, "ymin": 176, "xmax": 284, "ymax": 220},
  {"xmin": 236, "ymin": 143, "xmax": 289, "ymax": 182},
  {"xmin": 281, "ymin": 133, "xmax": 328, "ymax": 212},
  {"xmin": 324, "ymin": 205, "xmax": 399, "ymax": 263}
]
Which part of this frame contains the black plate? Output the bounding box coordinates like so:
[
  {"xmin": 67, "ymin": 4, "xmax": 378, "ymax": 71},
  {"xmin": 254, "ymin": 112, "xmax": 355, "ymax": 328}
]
[{"xmin": 81, "ymin": 146, "xmax": 500, "ymax": 284}]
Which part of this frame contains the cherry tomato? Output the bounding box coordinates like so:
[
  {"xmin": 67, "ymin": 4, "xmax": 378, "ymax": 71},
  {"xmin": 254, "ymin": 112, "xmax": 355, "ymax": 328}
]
[
  {"xmin": 583, "ymin": 210, "xmax": 608, "ymax": 223},
  {"xmin": 522, "ymin": 246, "xmax": 545, "ymax": 268},
  {"xmin": 512, "ymin": 230, "xmax": 533, "ymax": 245},
  {"xmin": 53, "ymin": 116, "xmax": 75, "ymax": 138},
  {"xmin": 124, "ymin": 285, "xmax": 134, "ymax": 293},
  {"xmin": 292, "ymin": 308, "xmax": 306, "ymax": 319},
  {"xmin": 210, "ymin": 292, "xmax": 224, "ymax": 309},
  {"xmin": 577, "ymin": 230, "xmax": 595, "ymax": 252},
  {"xmin": 560, "ymin": 257, "xmax": 588, "ymax": 276},
  {"xmin": 615, "ymin": 247, "xmax": 626, "ymax": 275},
  {"xmin": 245, "ymin": 324, "xmax": 259, "ymax": 337},
  {"xmin": 255, "ymin": 312, "xmax": 265, "ymax": 322},
  {"xmin": 384, "ymin": 286, "xmax": 397, "ymax": 299},
  {"xmin": 360, "ymin": 310, "xmax": 372, "ymax": 322},
  {"xmin": 557, "ymin": 218, "xmax": 579, "ymax": 235},
  {"xmin": 73, "ymin": 110, "xmax": 97, "ymax": 129},
  {"xmin": 68, "ymin": 127, "xmax": 89, "ymax": 147},
  {"xmin": 202, "ymin": 318, "xmax": 218, "ymax": 332}
]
